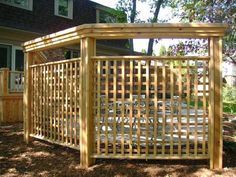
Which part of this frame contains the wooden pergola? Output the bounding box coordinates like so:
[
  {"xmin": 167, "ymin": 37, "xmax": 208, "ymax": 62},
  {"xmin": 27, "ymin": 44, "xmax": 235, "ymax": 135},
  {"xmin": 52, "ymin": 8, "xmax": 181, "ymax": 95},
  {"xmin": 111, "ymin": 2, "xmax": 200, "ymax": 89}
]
[{"xmin": 23, "ymin": 23, "xmax": 227, "ymax": 169}]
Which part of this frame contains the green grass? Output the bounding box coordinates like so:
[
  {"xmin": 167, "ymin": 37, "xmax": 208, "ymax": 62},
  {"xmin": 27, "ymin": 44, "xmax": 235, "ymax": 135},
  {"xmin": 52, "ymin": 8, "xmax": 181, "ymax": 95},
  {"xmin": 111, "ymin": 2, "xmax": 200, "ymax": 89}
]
[{"xmin": 190, "ymin": 101, "xmax": 236, "ymax": 114}]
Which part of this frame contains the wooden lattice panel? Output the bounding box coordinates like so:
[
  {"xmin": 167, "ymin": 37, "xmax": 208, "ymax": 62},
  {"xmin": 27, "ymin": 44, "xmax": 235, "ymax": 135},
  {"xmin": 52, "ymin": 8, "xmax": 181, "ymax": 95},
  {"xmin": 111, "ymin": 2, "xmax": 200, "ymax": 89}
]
[
  {"xmin": 30, "ymin": 59, "xmax": 80, "ymax": 148},
  {"xmin": 93, "ymin": 57, "xmax": 210, "ymax": 159}
]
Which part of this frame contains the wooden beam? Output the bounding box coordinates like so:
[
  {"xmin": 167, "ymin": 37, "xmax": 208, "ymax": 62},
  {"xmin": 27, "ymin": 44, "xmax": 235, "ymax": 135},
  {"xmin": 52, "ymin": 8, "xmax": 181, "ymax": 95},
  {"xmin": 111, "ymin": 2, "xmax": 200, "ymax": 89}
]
[
  {"xmin": 23, "ymin": 52, "xmax": 33, "ymax": 143},
  {"xmin": 22, "ymin": 23, "xmax": 227, "ymax": 52},
  {"xmin": 80, "ymin": 37, "xmax": 96, "ymax": 168}
]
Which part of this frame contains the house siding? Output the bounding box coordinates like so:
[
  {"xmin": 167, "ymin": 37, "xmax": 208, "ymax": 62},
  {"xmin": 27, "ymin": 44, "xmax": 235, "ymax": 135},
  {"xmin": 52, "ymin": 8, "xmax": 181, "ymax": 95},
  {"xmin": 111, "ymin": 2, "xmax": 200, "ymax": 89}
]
[
  {"xmin": 0, "ymin": 0, "xmax": 129, "ymax": 49},
  {"xmin": 0, "ymin": 0, "xmax": 96, "ymax": 34}
]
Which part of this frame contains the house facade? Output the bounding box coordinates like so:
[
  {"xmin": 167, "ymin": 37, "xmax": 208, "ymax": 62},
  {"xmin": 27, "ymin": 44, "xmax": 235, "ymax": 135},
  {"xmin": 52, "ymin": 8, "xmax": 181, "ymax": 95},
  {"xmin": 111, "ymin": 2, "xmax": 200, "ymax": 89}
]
[
  {"xmin": 0, "ymin": 0, "xmax": 128, "ymax": 72},
  {"xmin": 0, "ymin": 0, "xmax": 129, "ymax": 123},
  {"xmin": 223, "ymin": 61, "xmax": 236, "ymax": 86}
]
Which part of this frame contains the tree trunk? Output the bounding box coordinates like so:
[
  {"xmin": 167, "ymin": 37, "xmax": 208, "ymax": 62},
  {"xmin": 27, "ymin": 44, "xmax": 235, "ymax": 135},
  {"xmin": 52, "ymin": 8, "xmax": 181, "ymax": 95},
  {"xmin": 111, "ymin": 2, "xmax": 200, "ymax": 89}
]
[
  {"xmin": 130, "ymin": 0, "xmax": 137, "ymax": 23},
  {"xmin": 147, "ymin": 0, "xmax": 163, "ymax": 56},
  {"xmin": 129, "ymin": 0, "xmax": 137, "ymax": 54},
  {"xmin": 129, "ymin": 39, "xmax": 134, "ymax": 54}
]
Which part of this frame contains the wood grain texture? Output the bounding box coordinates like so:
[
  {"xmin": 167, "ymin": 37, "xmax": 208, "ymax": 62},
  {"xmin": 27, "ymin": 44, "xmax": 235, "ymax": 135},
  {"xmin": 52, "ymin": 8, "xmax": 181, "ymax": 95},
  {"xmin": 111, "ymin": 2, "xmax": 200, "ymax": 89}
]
[
  {"xmin": 23, "ymin": 23, "xmax": 227, "ymax": 52},
  {"xmin": 24, "ymin": 23, "xmax": 225, "ymax": 169}
]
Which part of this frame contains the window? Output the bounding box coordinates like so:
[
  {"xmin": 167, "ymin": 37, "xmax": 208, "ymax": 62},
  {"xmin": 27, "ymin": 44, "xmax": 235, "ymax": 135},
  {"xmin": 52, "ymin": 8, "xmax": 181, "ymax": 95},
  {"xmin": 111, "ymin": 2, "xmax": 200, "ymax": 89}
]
[
  {"xmin": 55, "ymin": 0, "xmax": 73, "ymax": 19},
  {"xmin": 64, "ymin": 50, "xmax": 79, "ymax": 59},
  {"xmin": 0, "ymin": 44, "xmax": 11, "ymax": 69},
  {"xmin": 12, "ymin": 47, "xmax": 24, "ymax": 71},
  {"xmin": 96, "ymin": 9, "xmax": 117, "ymax": 23},
  {"xmin": 0, "ymin": 44, "xmax": 24, "ymax": 71},
  {"xmin": 0, "ymin": 0, "xmax": 33, "ymax": 10}
]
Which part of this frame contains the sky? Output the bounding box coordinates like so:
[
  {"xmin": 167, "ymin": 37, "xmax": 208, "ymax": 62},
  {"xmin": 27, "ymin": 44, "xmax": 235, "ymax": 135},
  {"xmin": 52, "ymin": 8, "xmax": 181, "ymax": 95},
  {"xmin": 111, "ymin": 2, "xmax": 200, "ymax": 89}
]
[{"xmin": 90, "ymin": 0, "xmax": 180, "ymax": 54}]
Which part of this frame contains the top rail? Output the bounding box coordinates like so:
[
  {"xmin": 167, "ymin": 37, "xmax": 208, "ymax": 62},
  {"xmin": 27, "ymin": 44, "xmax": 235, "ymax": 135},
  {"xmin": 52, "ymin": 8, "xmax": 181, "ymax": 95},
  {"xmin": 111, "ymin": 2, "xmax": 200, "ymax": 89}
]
[
  {"xmin": 29, "ymin": 57, "xmax": 81, "ymax": 68},
  {"xmin": 91, "ymin": 56, "xmax": 210, "ymax": 61}
]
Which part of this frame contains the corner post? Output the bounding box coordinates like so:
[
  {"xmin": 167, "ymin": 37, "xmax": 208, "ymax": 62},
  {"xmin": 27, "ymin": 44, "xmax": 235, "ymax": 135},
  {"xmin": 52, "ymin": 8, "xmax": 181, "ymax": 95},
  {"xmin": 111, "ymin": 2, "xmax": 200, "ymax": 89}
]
[
  {"xmin": 209, "ymin": 37, "xmax": 223, "ymax": 169},
  {"xmin": 213, "ymin": 37, "xmax": 223, "ymax": 169},
  {"xmin": 24, "ymin": 52, "xmax": 33, "ymax": 143},
  {"xmin": 80, "ymin": 37, "xmax": 96, "ymax": 168}
]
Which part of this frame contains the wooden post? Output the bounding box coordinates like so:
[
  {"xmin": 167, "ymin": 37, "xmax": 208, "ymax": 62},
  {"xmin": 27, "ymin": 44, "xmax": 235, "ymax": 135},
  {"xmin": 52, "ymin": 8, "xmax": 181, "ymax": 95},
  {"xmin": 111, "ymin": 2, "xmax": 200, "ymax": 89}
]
[
  {"xmin": 209, "ymin": 37, "xmax": 223, "ymax": 169},
  {"xmin": 213, "ymin": 37, "xmax": 223, "ymax": 169},
  {"xmin": 0, "ymin": 68, "xmax": 9, "ymax": 124},
  {"xmin": 209, "ymin": 38, "xmax": 214, "ymax": 169},
  {"xmin": 0, "ymin": 68, "xmax": 9, "ymax": 96},
  {"xmin": 80, "ymin": 37, "xmax": 96, "ymax": 168},
  {"xmin": 24, "ymin": 52, "xmax": 33, "ymax": 143}
]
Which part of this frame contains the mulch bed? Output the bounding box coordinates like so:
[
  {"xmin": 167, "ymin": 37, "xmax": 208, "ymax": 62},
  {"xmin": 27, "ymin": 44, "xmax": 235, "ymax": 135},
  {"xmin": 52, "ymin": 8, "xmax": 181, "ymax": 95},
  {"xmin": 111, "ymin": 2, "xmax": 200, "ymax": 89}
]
[{"xmin": 0, "ymin": 123, "xmax": 236, "ymax": 177}]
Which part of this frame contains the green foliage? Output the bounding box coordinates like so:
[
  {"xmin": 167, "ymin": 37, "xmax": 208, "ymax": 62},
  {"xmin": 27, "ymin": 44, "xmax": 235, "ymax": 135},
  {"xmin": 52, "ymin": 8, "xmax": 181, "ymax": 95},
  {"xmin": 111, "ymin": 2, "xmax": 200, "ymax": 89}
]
[
  {"xmin": 141, "ymin": 48, "xmax": 147, "ymax": 54},
  {"xmin": 106, "ymin": 9, "xmax": 127, "ymax": 23},
  {"xmin": 167, "ymin": 39, "xmax": 208, "ymax": 56},
  {"xmin": 223, "ymin": 84, "xmax": 236, "ymax": 113},
  {"xmin": 116, "ymin": 0, "xmax": 138, "ymax": 23},
  {"xmin": 189, "ymin": 101, "xmax": 208, "ymax": 108},
  {"xmin": 159, "ymin": 45, "xmax": 167, "ymax": 56},
  {"xmin": 170, "ymin": 0, "xmax": 236, "ymax": 63},
  {"xmin": 190, "ymin": 85, "xmax": 236, "ymax": 113}
]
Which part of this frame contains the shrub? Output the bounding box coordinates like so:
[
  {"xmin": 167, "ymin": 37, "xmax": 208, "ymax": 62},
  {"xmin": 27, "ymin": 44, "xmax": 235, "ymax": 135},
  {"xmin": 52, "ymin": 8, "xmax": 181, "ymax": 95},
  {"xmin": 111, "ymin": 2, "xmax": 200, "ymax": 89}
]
[{"xmin": 223, "ymin": 84, "xmax": 236, "ymax": 113}]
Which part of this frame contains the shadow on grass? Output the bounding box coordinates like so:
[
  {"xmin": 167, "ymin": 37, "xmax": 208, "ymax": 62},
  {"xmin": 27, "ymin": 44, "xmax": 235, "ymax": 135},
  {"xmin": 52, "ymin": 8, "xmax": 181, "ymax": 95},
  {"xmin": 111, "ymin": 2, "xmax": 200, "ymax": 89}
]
[{"xmin": 0, "ymin": 123, "xmax": 235, "ymax": 177}]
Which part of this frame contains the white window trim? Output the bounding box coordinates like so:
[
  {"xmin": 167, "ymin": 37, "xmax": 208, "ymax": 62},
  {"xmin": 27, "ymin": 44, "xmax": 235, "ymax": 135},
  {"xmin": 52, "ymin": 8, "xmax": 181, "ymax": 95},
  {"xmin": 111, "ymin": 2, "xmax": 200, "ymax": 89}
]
[
  {"xmin": 54, "ymin": 0, "xmax": 73, "ymax": 19},
  {"xmin": 0, "ymin": 0, "xmax": 33, "ymax": 11}
]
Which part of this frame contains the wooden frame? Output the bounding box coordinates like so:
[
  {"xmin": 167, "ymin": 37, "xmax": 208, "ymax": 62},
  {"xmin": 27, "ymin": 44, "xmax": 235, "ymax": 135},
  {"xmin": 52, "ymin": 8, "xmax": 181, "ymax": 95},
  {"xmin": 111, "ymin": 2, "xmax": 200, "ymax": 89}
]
[{"xmin": 22, "ymin": 23, "xmax": 227, "ymax": 169}]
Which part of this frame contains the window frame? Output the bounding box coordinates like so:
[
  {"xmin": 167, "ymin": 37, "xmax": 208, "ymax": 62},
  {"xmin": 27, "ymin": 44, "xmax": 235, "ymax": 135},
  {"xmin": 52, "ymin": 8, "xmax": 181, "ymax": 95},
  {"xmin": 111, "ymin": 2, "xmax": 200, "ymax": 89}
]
[
  {"xmin": 0, "ymin": 43, "xmax": 24, "ymax": 71},
  {"xmin": 54, "ymin": 0, "xmax": 73, "ymax": 19},
  {"xmin": 64, "ymin": 49, "xmax": 80, "ymax": 59},
  {"xmin": 12, "ymin": 46, "xmax": 24, "ymax": 71},
  {"xmin": 0, "ymin": 0, "xmax": 33, "ymax": 11},
  {"xmin": 96, "ymin": 7, "xmax": 117, "ymax": 23}
]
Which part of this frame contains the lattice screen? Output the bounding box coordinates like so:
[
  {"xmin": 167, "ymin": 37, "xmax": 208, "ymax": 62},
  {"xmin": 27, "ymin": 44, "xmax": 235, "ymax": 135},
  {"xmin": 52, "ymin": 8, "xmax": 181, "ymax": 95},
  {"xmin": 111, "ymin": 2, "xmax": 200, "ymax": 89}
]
[
  {"xmin": 30, "ymin": 59, "xmax": 80, "ymax": 148},
  {"xmin": 93, "ymin": 57, "xmax": 209, "ymax": 158}
]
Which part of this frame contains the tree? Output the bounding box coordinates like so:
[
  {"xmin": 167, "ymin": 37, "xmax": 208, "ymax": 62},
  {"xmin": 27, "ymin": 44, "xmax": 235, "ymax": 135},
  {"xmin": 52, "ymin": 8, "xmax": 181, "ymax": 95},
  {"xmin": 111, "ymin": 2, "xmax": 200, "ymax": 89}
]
[
  {"xmin": 116, "ymin": 0, "xmax": 169, "ymax": 55},
  {"xmin": 147, "ymin": 0, "xmax": 164, "ymax": 55},
  {"xmin": 166, "ymin": 39, "xmax": 208, "ymax": 56},
  {"xmin": 116, "ymin": 0, "xmax": 138, "ymax": 54},
  {"xmin": 170, "ymin": 0, "xmax": 236, "ymax": 63}
]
